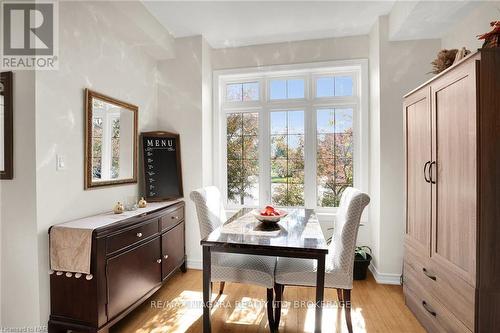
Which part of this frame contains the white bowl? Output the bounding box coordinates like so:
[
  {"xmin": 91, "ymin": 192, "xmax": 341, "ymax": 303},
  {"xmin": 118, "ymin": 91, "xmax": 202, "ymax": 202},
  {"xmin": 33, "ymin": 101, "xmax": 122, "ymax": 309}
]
[{"xmin": 251, "ymin": 209, "xmax": 288, "ymax": 223}]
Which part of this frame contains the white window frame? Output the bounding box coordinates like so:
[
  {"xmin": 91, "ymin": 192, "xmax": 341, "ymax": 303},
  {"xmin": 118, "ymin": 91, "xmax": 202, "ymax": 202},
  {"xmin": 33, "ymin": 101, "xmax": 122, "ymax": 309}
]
[{"xmin": 213, "ymin": 60, "xmax": 369, "ymax": 213}]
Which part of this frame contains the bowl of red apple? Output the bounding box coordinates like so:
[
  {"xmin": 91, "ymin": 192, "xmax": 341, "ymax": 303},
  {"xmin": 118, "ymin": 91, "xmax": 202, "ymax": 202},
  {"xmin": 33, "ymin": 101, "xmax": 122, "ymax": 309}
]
[{"xmin": 252, "ymin": 205, "xmax": 288, "ymax": 224}]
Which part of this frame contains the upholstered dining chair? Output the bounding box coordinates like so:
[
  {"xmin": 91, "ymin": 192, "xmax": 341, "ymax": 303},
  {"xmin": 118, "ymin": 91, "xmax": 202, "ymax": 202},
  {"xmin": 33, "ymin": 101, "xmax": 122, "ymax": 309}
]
[
  {"xmin": 190, "ymin": 186, "xmax": 278, "ymax": 330},
  {"xmin": 273, "ymin": 187, "xmax": 370, "ymax": 332}
]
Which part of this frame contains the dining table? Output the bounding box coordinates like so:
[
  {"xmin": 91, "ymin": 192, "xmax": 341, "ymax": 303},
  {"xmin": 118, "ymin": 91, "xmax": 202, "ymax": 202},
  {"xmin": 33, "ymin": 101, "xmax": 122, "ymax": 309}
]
[{"xmin": 200, "ymin": 208, "xmax": 329, "ymax": 333}]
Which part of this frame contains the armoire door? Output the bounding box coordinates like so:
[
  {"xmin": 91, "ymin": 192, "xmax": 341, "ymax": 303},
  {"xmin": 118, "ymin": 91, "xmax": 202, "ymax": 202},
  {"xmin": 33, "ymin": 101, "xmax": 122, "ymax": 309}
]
[
  {"xmin": 404, "ymin": 87, "xmax": 432, "ymax": 256},
  {"xmin": 431, "ymin": 60, "xmax": 477, "ymax": 286}
]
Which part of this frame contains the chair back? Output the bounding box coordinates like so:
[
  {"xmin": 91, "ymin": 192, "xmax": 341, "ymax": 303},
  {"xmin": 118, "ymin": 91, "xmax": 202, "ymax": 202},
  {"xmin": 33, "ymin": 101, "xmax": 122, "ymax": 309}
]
[
  {"xmin": 190, "ymin": 186, "xmax": 227, "ymax": 239},
  {"xmin": 329, "ymin": 187, "xmax": 370, "ymax": 276}
]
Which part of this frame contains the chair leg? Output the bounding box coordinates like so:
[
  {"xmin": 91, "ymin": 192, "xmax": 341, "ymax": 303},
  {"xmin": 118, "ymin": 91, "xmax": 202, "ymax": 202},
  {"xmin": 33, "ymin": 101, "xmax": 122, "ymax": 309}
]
[
  {"xmin": 274, "ymin": 284, "xmax": 284, "ymax": 330},
  {"xmin": 219, "ymin": 281, "xmax": 225, "ymax": 295},
  {"xmin": 343, "ymin": 289, "xmax": 353, "ymax": 333},
  {"xmin": 336, "ymin": 288, "xmax": 344, "ymax": 305},
  {"xmin": 266, "ymin": 288, "xmax": 275, "ymax": 332}
]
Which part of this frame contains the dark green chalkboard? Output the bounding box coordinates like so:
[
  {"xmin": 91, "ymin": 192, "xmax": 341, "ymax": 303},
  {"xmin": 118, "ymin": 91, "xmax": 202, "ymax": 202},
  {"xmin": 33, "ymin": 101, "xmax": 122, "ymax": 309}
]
[{"xmin": 141, "ymin": 131, "xmax": 183, "ymax": 201}]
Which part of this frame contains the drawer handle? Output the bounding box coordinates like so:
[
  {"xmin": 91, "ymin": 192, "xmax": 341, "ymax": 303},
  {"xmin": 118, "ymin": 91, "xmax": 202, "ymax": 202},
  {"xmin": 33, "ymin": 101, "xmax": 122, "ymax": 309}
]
[
  {"xmin": 136, "ymin": 232, "xmax": 143, "ymax": 238},
  {"xmin": 422, "ymin": 268, "xmax": 437, "ymax": 281},
  {"xmin": 171, "ymin": 216, "xmax": 179, "ymax": 220},
  {"xmin": 422, "ymin": 301, "xmax": 437, "ymax": 317},
  {"xmin": 164, "ymin": 254, "xmax": 169, "ymax": 259},
  {"xmin": 157, "ymin": 259, "xmax": 162, "ymax": 264}
]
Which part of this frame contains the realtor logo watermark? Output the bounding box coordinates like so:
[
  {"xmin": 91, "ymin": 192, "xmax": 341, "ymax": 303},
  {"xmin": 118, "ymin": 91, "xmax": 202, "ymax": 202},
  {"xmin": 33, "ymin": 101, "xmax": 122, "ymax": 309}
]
[{"xmin": 1, "ymin": 1, "xmax": 58, "ymax": 70}]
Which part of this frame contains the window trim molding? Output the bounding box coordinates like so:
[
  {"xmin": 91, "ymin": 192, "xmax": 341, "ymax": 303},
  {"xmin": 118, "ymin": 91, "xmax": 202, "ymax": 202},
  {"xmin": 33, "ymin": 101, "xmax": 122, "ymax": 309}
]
[{"xmin": 213, "ymin": 59, "xmax": 369, "ymax": 212}]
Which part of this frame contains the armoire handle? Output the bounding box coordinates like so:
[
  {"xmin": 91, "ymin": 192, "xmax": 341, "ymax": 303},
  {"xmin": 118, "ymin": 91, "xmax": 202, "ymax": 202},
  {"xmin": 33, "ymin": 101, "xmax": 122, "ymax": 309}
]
[
  {"xmin": 422, "ymin": 267, "xmax": 437, "ymax": 281},
  {"xmin": 429, "ymin": 161, "xmax": 436, "ymax": 184},
  {"xmin": 422, "ymin": 301, "xmax": 437, "ymax": 317},
  {"xmin": 423, "ymin": 161, "xmax": 431, "ymax": 183}
]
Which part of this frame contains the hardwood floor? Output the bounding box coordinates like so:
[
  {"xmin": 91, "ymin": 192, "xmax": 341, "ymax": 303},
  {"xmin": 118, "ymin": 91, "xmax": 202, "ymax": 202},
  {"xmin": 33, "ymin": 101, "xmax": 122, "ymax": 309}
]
[{"xmin": 111, "ymin": 269, "xmax": 424, "ymax": 333}]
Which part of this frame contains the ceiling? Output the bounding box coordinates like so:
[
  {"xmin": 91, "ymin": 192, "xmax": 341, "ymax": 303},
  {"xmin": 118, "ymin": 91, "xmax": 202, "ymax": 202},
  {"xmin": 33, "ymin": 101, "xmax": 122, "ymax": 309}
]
[
  {"xmin": 142, "ymin": 1, "xmax": 485, "ymax": 49},
  {"xmin": 142, "ymin": 1, "xmax": 396, "ymax": 48}
]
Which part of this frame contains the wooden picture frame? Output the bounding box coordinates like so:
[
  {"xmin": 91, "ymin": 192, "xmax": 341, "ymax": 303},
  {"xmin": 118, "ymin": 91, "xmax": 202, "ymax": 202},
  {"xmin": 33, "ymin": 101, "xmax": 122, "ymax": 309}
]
[
  {"xmin": 0, "ymin": 71, "xmax": 13, "ymax": 180},
  {"xmin": 84, "ymin": 89, "xmax": 138, "ymax": 189},
  {"xmin": 141, "ymin": 131, "xmax": 183, "ymax": 201}
]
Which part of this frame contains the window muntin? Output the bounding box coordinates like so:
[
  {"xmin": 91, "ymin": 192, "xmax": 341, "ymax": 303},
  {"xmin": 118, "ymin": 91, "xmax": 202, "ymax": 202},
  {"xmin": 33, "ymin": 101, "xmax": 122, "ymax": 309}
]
[
  {"xmin": 225, "ymin": 82, "xmax": 260, "ymax": 102},
  {"xmin": 315, "ymin": 75, "xmax": 353, "ymax": 97},
  {"xmin": 226, "ymin": 112, "xmax": 259, "ymax": 206},
  {"xmin": 218, "ymin": 64, "xmax": 363, "ymax": 210},
  {"xmin": 270, "ymin": 110, "xmax": 305, "ymax": 206},
  {"xmin": 270, "ymin": 78, "xmax": 305, "ymax": 100}
]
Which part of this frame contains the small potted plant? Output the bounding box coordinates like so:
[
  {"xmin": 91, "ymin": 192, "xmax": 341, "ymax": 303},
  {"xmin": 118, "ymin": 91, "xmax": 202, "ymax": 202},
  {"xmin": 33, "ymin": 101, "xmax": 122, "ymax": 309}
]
[{"xmin": 353, "ymin": 246, "xmax": 372, "ymax": 280}]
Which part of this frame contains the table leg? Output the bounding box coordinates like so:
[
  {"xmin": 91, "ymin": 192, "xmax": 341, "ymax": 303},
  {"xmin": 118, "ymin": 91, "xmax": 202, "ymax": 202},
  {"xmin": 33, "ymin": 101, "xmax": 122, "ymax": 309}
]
[
  {"xmin": 315, "ymin": 254, "xmax": 326, "ymax": 333},
  {"xmin": 202, "ymin": 245, "xmax": 212, "ymax": 333}
]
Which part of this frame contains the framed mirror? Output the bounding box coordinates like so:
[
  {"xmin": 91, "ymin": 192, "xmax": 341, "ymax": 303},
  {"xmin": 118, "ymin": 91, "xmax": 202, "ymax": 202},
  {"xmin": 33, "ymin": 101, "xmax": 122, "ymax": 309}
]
[
  {"xmin": 85, "ymin": 89, "xmax": 138, "ymax": 189},
  {"xmin": 0, "ymin": 72, "xmax": 13, "ymax": 180}
]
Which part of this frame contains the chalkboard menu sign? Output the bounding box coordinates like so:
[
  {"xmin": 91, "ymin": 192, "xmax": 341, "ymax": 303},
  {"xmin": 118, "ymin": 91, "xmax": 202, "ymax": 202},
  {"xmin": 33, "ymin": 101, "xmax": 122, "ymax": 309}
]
[{"xmin": 141, "ymin": 131, "xmax": 183, "ymax": 201}]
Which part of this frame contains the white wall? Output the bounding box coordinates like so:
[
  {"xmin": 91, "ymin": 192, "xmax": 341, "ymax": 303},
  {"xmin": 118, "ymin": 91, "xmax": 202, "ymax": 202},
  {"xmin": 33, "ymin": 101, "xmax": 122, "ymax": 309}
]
[
  {"xmin": 369, "ymin": 20, "xmax": 382, "ymax": 272},
  {"xmin": 0, "ymin": 71, "xmax": 39, "ymax": 326},
  {"xmin": 441, "ymin": 1, "xmax": 500, "ymax": 50},
  {"xmin": 368, "ymin": 16, "xmax": 440, "ymax": 282},
  {"xmin": 1, "ymin": 1, "xmax": 167, "ymax": 327},
  {"xmin": 211, "ymin": 35, "xmax": 369, "ymax": 70},
  {"xmin": 157, "ymin": 36, "xmax": 213, "ymax": 268}
]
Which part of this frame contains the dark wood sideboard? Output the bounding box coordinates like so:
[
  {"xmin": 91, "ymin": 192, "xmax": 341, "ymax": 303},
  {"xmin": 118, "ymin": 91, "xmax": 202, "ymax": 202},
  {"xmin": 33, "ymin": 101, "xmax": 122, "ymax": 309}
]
[{"xmin": 48, "ymin": 201, "xmax": 186, "ymax": 333}]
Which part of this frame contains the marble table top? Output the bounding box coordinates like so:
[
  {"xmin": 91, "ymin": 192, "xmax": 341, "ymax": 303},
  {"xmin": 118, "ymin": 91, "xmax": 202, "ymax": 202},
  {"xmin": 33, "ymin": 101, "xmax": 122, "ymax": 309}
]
[{"xmin": 201, "ymin": 208, "xmax": 329, "ymax": 255}]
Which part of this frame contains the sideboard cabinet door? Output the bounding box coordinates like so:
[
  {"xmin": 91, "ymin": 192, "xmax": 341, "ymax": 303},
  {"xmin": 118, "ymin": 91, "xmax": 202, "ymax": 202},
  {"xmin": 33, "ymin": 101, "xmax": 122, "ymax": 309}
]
[
  {"xmin": 106, "ymin": 237, "xmax": 161, "ymax": 319},
  {"xmin": 162, "ymin": 221, "xmax": 185, "ymax": 280}
]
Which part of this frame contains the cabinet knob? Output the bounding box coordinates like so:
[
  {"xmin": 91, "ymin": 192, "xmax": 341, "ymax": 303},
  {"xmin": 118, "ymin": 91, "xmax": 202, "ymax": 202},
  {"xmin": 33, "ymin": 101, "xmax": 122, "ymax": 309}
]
[
  {"xmin": 171, "ymin": 216, "xmax": 179, "ymax": 220},
  {"xmin": 164, "ymin": 254, "xmax": 169, "ymax": 259},
  {"xmin": 136, "ymin": 232, "xmax": 143, "ymax": 237},
  {"xmin": 157, "ymin": 259, "xmax": 162, "ymax": 264}
]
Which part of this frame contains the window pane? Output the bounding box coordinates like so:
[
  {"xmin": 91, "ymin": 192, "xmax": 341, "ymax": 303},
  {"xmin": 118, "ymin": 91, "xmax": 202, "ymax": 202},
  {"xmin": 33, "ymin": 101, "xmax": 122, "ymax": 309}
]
[
  {"xmin": 243, "ymin": 82, "xmax": 259, "ymax": 101},
  {"xmin": 226, "ymin": 82, "xmax": 259, "ymax": 102},
  {"xmin": 288, "ymin": 110, "xmax": 304, "ymax": 134},
  {"xmin": 317, "ymin": 134, "xmax": 334, "ymax": 159},
  {"xmin": 271, "ymin": 135, "xmax": 287, "ymax": 159},
  {"xmin": 226, "ymin": 112, "xmax": 259, "ymax": 206},
  {"xmin": 288, "ymin": 135, "xmax": 304, "ymax": 160},
  {"xmin": 270, "ymin": 110, "xmax": 305, "ymax": 207},
  {"xmin": 226, "ymin": 83, "xmax": 242, "ymax": 102},
  {"xmin": 335, "ymin": 108, "xmax": 353, "ymax": 133},
  {"xmin": 316, "ymin": 109, "xmax": 335, "ymax": 133},
  {"xmin": 243, "ymin": 113, "xmax": 259, "ymax": 135},
  {"xmin": 227, "ymin": 113, "xmax": 242, "ymax": 136},
  {"xmin": 316, "ymin": 108, "xmax": 353, "ymax": 207},
  {"xmin": 270, "ymin": 80, "xmax": 286, "ymax": 100},
  {"xmin": 334, "ymin": 76, "xmax": 353, "ymax": 96},
  {"xmin": 243, "ymin": 135, "xmax": 258, "ymax": 160},
  {"xmin": 316, "ymin": 77, "xmax": 334, "ymax": 97},
  {"xmin": 271, "ymin": 111, "xmax": 287, "ymax": 134},
  {"xmin": 270, "ymin": 79, "xmax": 304, "ymax": 100},
  {"xmin": 287, "ymin": 79, "xmax": 305, "ymax": 99}
]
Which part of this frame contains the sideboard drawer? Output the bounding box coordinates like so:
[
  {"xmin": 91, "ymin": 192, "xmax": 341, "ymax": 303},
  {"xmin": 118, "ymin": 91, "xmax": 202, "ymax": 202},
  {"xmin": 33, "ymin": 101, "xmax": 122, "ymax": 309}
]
[
  {"xmin": 107, "ymin": 218, "xmax": 159, "ymax": 254},
  {"xmin": 160, "ymin": 205, "xmax": 184, "ymax": 231}
]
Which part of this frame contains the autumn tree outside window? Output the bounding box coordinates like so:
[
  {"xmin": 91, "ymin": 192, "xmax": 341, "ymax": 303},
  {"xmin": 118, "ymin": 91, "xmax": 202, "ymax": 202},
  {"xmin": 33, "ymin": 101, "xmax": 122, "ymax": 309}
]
[{"xmin": 215, "ymin": 61, "xmax": 367, "ymax": 211}]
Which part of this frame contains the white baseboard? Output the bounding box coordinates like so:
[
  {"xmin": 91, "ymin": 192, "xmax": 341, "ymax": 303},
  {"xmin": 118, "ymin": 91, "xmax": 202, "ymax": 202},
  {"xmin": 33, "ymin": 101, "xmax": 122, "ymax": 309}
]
[
  {"xmin": 369, "ymin": 264, "xmax": 401, "ymax": 285},
  {"xmin": 187, "ymin": 259, "xmax": 202, "ymax": 270}
]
